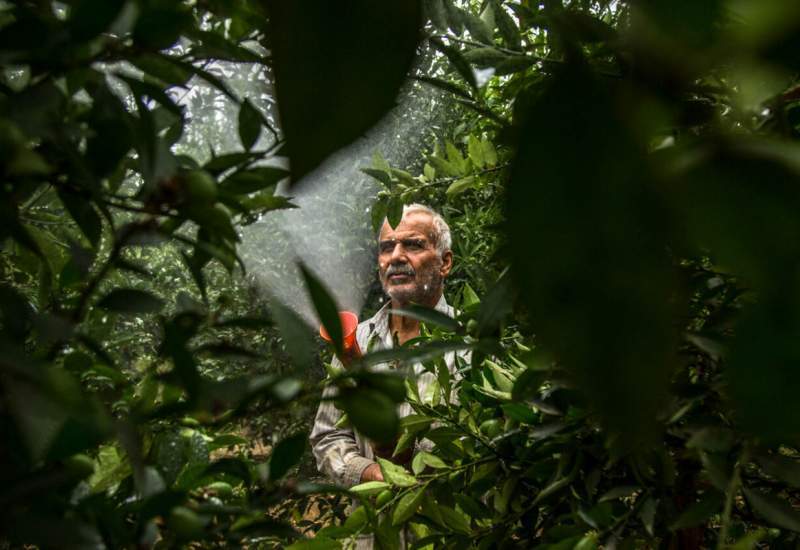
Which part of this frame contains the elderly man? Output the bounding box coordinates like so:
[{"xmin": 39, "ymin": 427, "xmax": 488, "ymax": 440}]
[{"xmin": 310, "ymin": 203, "xmax": 459, "ymax": 491}]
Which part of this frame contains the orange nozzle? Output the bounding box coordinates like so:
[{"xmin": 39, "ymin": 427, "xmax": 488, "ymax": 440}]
[{"xmin": 319, "ymin": 311, "xmax": 361, "ymax": 364}]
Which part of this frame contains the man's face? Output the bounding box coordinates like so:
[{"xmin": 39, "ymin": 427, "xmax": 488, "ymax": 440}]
[{"xmin": 378, "ymin": 212, "xmax": 453, "ymax": 306}]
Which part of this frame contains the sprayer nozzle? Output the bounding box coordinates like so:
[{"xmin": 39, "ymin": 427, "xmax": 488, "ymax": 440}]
[{"xmin": 320, "ymin": 310, "xmax": 361, "ymax": 363}]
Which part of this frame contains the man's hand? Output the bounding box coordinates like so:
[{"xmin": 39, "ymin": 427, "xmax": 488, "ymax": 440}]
[{"xmin": 360, "ymin": 462, "xmax": 384, "ymax": 482}]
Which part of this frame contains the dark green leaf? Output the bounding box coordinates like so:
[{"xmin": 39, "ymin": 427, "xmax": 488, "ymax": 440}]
[
  {"xmin": 755, "ymin": 453, "xmax": 800, "ymax": 488},
  {"xmin": 338, "ymin": 389, "xmax": 399, "ymax": 444},
  {"xmin": 460, "ymin": 10, "xmax": 493, "ymax": 44},
  {"xmin": 203, "ymin": 152, "xmax": 260, "ymax": 175},
  {"xmin": 269, "ymin": 432, "xmax": 307, "ymax": 481},
  {"xmin": 350, "ymin": 480, "xmax": 391, "ymax": 497},
  {"xmin": 220, "ymin": 167, "xmax": 289, "ymax": 194},
  {"xmin": 392, "ymin": 487, "xmax": 424, "ymax": 525},
  {"xmin": 361, "ymin": 167, "xmax": 394, "ymax": 186},
  {"xmin": 299, "ymin": 263, "xmax": 343, "ymax": 356},
  {"xmin": 501, "ymin": 403, "xmax": 537, "ymax": 424},
  {"xmin": 438, "ymin": 505, "xmax": 471, "ymax": 535},
  {"xmin": 744, "ymin": 488, "xmax": 800, "ymax": 532},
  {"xmin": 391, "ymin": 305, "xmax": 461, "ymax": 333},
  {"xmin": 377, "ymin": 458, "xmax": 417, "ymax": 487},
  {"xmin": 493, "ymin": 1, "xmax": 521, "ymax": 50},
  {"xmin": 59, "ymin": 192, "xmax": 102, "ymax": 246},
  {"xmin": 68, "ymin": 0, "xmax": 126, "ymax": 42},
  {"xmin": 669, "ymin": 491, "xmax": 724, "ymax": 530},
  {"xmin": 413, "ymin": 76, "xmax": 473, "ymax": 100},
  {"xmin": 186, "ymin": 29, "xmax": 263, "ymax": 63},
  {"xmin": 268, "ymin": 1, "xmax": 423, "ymax": 181},
  {"xmin": 386, "ymin": 195, "xmax": 403, "ymax": 229},
  {"xmin": 429, "ymin": 37, "xmax": 478, "ymax": 89},
  {"xmin": 238, "ymin": 99, "xmax": 262, "ymax": 151}
]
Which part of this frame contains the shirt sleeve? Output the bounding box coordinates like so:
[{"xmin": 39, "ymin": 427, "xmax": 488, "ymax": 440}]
[{"xmin": 309, "ymin": 357, "xmax": 376, "ymax": 487}]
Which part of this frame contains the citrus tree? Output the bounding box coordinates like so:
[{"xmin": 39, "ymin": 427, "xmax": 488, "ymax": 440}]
[{"xmin": 5, "ymin": 1, "xmax": 800, "ymax": 549}]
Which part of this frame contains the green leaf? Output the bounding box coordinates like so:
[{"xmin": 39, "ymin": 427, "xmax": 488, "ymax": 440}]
[
  {"xmin": 445, "ymin": 141, "xmax": 467, "ymax": 173},
  {"xmin": 446, "ymin": 176, "xmax": 477, "ymax": 196},
  {"xmin": 387, "ymin": 196, "xmax": 403, "ymax": 229},
  {"xmin": 481, "ymin": 138, "xmax": 498, "ymax": 166},
  {"xmin": 377, "ymin": 458, "xmax": 417, "ymax": 488},
  {"xmin": 186, "ymin": 29, "xmax": 264, "ymax": 63},
  {"xmin": 68, "ymin": 0, "xmax": 126, "ymax": 42},
  {"xmin": 426, "ymin": 158, "xmax": 455, "ymax": 183},
  {"xmin": 400, "ymin": 414, "xmax": 432, "ymax": 433},
  {"xmin": 359, "ymin": 341, "xmax": 471, "ymax": 369},
  {"xmin": 392, "ymin": 487, "xmax": 425, "ymax": 526},
  {"xmin": 344, "ymin": 505, "xmax": 368, "ymax": 531},
  {"xmin": 268, "ymin": 1, "xmax": 422, "ymax": 182},
  {"xmin": 133, "ymin": 4, "xmax": 192, "ymax": 50},
  {"xmin": 501, "ymin": 403, "xmax": 536, "ymax": 424},
  {"xmin": 462, "ymin": 47, "xmax": 510, "ymax": 68},
  {"xmin": 59, "ymin": 192, "xmax": 102, "ymax": 246},
  {"xmin": 119, "ymin": 74, "xmax": 183, "ymax": 118},
  {"xmin": 203, "ymin": 151, "xmax": 260, "ymax": 175},
  {"xmin": 97, "ymin": 288, "xmax": 164, "ymax": 314},
  {"xmin": 467, "ymin": 135, "xmax": 485, "ymax": 168},
  {"xmin": 271, "ymin": 300, "xmax": 314, "ymax": 371},
  {"xmin": 418, "ymin": 452, "xmax": 447, "ymax": 469},
  {"xmin": 429, "ymin": 37, "xmax": 478, "ymax": 89},
  {"xmin": 669, "ymin": 491, "xmax": 724, "ymax": 530},
  {"xmin": 413, "ymin": 76, "xmax": 473, "ymax": 101},
  {"xmin": 338, "ymin": 389, "xmax": 399, "ymax": 444},
  {"xmin": 361, "ymin": 167, "xmax": 394, "ymax": 186},
  {"xmin": 730, "ymin": 529, "xmax": 767, "ymax": 550},
  {"xmin": 743, "ymin": 488, "xmax": 800, "ymax": 532},
  {"xmin": 426, "ymin": 0, "xmax": 449, "ymax": 31},
  {"xmin": 131, "ymin": 53, "xmax": 192, "ymax": 87},
  {"xmin": 639, "ymin": 497, "xmax": 658, "ymax": 536},
  {"xmin": 299, "ymin": 263, "xmax": 343, "ymax": 356},
  {"xmin": 411, "ymin": 452, "xmax": 425, "ymax": 475},
  {"xmin": 371, "ymin": 198, "xmax": 388, "ymax": 233},
  {"xmin": 350, "ymin": 480, "xmax": 391, "ymax": 497},
  {"xmin": 460, "ymin": 10, "xmax": 493, "ymax": 43},
  {"xmin": 438, "ymin": 505, "xmax": 471, "ymax": 535},
  {"xmin": 493, "ymin": 0, "xmax": 521, "ymax": 50},
  {"xmin": 755, "ymin": 452, "xmax": 800, "ymax": 488},
  {"xmin": 269, "ymin": 432, "xmax": 307, "ymax": 481},
  {"xmin": 220, "ymin": 166, "xmax": 289, "ymax": 194},
  {"xmin": 391, "ymin": 305, "xmax": 461, "ymax": 333},
  {"xmin": 238, "ymin": 99, "xmax": 262, "ymax": 151}
]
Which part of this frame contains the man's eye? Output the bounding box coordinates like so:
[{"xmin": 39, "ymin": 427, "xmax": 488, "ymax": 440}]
[
  {"xmin": 380, "ymin": 243, "xmax": 395, "ymax": 253},
  {"xmin": 404, "ymin": 240, "xmax": 424, "ymax": 250}
]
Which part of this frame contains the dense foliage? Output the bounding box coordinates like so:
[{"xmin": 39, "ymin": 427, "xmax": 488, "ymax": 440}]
[{"xmin": 5, "ymin": 0, "xmax": 800, "ymax": 549}]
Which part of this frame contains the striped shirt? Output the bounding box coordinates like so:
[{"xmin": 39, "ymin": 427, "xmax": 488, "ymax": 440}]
[{"xmin": 309, "ymin": 295, "xmax": 464, "ymax": 548}]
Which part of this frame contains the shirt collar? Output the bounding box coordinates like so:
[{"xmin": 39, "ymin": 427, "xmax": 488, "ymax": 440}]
[{"xmin": 366, "ymin": 293, "xmax": 451, "ymax": 349}]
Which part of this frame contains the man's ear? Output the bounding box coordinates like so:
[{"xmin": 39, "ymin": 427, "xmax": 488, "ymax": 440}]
[{"xmin": 440, "ymin": 250, "xmax": 453, "ymax": 278}]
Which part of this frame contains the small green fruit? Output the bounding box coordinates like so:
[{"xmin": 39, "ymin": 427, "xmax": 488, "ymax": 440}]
[
  {"xmin": 479, "ymin": 418, "xmax": 502, "ymax": 439},
  {"xmin": 182, "ymin": 170, "xmax": 217, "ymax": 205},
  {"xmin": 205, "ymin": 481, "xmax": 233, "ymax": 498},
  {"xmin": 375, "ymin": 489, "xmax": 393, "ymax": 508},
  {"xmin": 64, "ymin": 453, "xmax": 95, "ymax": 480},
  {"xmin": 168, "ymin": 506, "xmax": 205, "ymax": 540}
]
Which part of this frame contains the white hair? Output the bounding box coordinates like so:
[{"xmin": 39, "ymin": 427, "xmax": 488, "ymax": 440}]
[{"xmin": 379, "ymin": 203, "xmax": 451, "ymax": 256}]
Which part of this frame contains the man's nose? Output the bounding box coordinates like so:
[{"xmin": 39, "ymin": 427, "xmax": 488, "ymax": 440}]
[{"xmin": 389, "ymin": 242, "xmax": 407, "ymax": 262}]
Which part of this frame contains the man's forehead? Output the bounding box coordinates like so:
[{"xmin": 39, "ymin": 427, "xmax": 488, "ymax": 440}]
[{"xmin": 379, "ymin": 212, "xmax": 434, "ymax": 241}]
